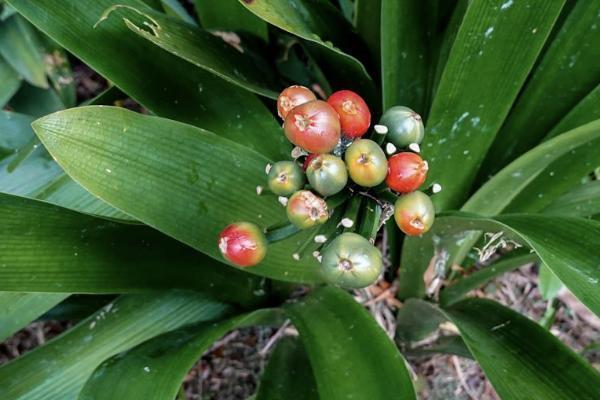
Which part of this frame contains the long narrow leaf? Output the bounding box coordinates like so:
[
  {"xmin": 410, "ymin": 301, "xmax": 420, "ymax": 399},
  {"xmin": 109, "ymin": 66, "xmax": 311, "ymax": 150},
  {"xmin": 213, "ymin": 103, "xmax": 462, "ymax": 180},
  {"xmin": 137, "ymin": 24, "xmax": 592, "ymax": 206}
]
[
  {"xmin": 194, "ymin": 0, "xmax": 268, "ymax": 40},
  {"xmin": 545, "ymin": 84, "xmax": 600, "ymax": 140},
  {"xmin": 0, "ymin": 56, "xmax": 21, "ymax": 107}
]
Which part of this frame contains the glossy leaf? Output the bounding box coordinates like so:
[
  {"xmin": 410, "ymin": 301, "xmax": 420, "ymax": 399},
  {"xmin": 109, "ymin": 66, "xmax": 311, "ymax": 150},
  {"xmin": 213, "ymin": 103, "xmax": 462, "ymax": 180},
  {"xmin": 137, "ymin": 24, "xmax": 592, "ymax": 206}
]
[
  {"xmin": 447, "ymin": 298, "xmax": 600, "ymax": 400},
  {"xmin": 538, "ymin": 263, "xmax": 563, "ymax": 301},
  {"xmin": 0, "ymin": 292, "xmax": 68, "ymax": 342},
  {"xmin": 440, "ymin": 252, "xmax": 538, "ymax": 307},
  {"xmin": 194, "ymin": 0, "xmax": 268, "ymax": 40},
  {"xmin": 545, "ymin": 84, "xmax": 600, "ymax": 140},
  {"xmin": 0, "ymin": 110, "xmax": 132, "ymax": 220},
  {"xmin": 421, "ymin": 0, "xmax": 564, "ymax": 210},
  {"xmin": 0, "ymin": 193, "xmax": 267, "ymax": 306},
  {"xmin": 405, "ymin": 335, "xmax": 472, "ymax": 360},
  {"xmin": 33, "ymin": 106, "xmax": 324, "ymax": 283},
  {"xmin": 0, "ymin": 56, "xmax": 21, "ymax": 107},
  {"xmin": 543, "ymin": 180, "xmax": 600, "ymax": 217},
  {"xmin": 0, "ymin": 14, "xmax": 47, "ymax": 88},
  {"xmin": 396, "ymin": 298, "xmax": 446, "ymax": 342},
  {"xmin": 79, "ymin": 309, "xmax": 283, "ymax": 400},
  {"xmin": 103, "ymin": 5, "xmax": 279, "ymax": 98},
  {"xmin": 354, "ymin": 0, "xmax": 381, "ymax": 70},
  {"xmin": 8, "ymin": 83, "xmax": 64, "ymax": 117},
  {"xmin": 0, "ymin": 292, "xmax": 230, "ymax": 400},
  {"xmin": 255, "ymin": 336, "xmax": 319, "ymax": 400},
  {"xmin": 160, "ymin": 0, "xmax": 196, "ymax": 25},
  {"xmin": 239, "ymin": 0, "xmax": 377, "ymax": 105},
  {"xmin": 285, "ymin": 286, "xmax": 416, "ymax": 400},
  {"xmin": 481, "ymin": 0, "xmax": 600, "ymax": 175},
  {"xmin": 9, "ymin": 0, "xmax": 287, "ymax": 160}
]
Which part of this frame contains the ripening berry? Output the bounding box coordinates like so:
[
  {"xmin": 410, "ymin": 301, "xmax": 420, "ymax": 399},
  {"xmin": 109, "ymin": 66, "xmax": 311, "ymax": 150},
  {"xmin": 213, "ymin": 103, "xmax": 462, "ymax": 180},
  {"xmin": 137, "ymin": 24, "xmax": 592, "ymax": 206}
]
[
  {"xmin": 394, "ymin": 191, "xmax": 435, "ymax": 236},
  {"xmin": 327, "ymin": 90, "xmax": 371, "ymax": 138},
  {"xmin": 267, "ymin": 161, "xmax": 305, "ymax": 196},
  {"xmin": 302, "ymin": 153, "xmax": 317, "ymax": 171},
  {"xmin": 344, "ymin": 139, "xmax": 388, "ymax": 187},
  {"xmin": 218, "ymin": 222, "xmax": 267, "ymax": 267},
  {"xmin": 386, "ymin": 152, "xmax": 428, "ymax": 193},
  {"xmin": 284, "ymin": 100, "xmax": 341, "ymax": 154},
  {"xmin": 320, "ymin": 232, "xmax": 383, "ymax": 288},
  {"xmin": 379, "ymin": 106, "xmax": 424, "ymax": 148},
  {"xmin": 305, "ymin": 154, "xmax": 348, "ymax": 197},
  {"xmin": 286, "ymin": 190, "xmax": 329, "ymax": 229},
  {"xmin": 277, "ymin": 85, "xmax": 317, "ymax": 119}
]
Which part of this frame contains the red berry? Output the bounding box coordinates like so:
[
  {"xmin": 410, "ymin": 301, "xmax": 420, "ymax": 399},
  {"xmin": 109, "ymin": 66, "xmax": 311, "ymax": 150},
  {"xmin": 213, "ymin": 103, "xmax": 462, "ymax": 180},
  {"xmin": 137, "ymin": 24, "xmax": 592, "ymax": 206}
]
[
  {"xmin": 277, "ymin": 85, "xmax": 317, "ymax": 119},
  {"xmin": 284, "ymin": 100, "xmax": 341, "ymax": 154},
  {"xmin": 218, "ymin": 222, "xmax": 267, "ymax": 267},
  {"xmin": 386, "ymin": 152, "xmax": 428, "ymax": 193},
  {"xmin": 303, "ymin": 153, "xmax": 317, "ymax": 171},
  {"xmin": 327, "ymin": 90, "xmax": 371, "ymax": 138}
]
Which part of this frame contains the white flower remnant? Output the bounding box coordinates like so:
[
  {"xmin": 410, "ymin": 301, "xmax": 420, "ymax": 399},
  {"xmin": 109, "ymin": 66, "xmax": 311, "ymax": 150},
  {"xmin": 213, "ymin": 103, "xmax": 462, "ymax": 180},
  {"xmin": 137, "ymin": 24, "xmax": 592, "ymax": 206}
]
[
  {"xmin": 474, "ymin": 232, "xmax": 522, "ymax": 262},
  {"xmin": 408, "ymin": 143, "xmax": 421, "ymax": 153},
  {"xmin": 341, "ymin": 218, "xmax": 354, "ymax": 228},
  {"xmin": 374, "ymin": 124, "xmax": 388, "ymax": 134},
  {"xmin": 278, "ymin": 196, "xmax": 289, "ymax": 206},
  {"xmin": 385, "ymin": 142, "xmax": 397, "ymax": 155}
]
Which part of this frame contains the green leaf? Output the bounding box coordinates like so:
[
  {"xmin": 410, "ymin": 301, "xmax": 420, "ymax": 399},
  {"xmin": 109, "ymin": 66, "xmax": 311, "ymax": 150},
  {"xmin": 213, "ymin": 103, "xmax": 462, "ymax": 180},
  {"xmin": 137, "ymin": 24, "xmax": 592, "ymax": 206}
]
[
  {"xmin": 543, "ymin": 180, "xmax": 600, "ymax": 217},
  {"xmin": 9, "ymin": 0, "xmax": 287, "ymax": 160},
  {"xmin": 447, "ymin": 298, "xmax": 600, "ymax": 400},
  {"xmin": 481, "ymin": 0, "xmax": 600, "ymax": 175},
  {"xmin": 194, "ymin": 0, "xmax": 268, "ymax": 40},
  {"xmin": 0, "ymin": 193, "xmax": 267, "ymax": 306},
  {"xmin": 538, "ymin": 263, "xmax": 563, "ymax": 301},
  {"xmin": 32, "ymin": 106, "xmax": 323, "ymax": 283},
  {"xmin": 440, "ymin": 252, "xmax": 538, "ymax": 307},
  {"xmin": 396, "ymin": 298, "xmax": 446, "ymax": 342},
  {"xmin": 255, "ymin": 336, "xmax": 319, "ymax": 400},
  {"xmin": 8, "ymin": 83, "xmax": 64, "ymax": 117},
  {"xmin": 405, "ymin": 335, "xmax": 472, "ymax": 360},
  {"xmin": 0, "ymin": 291, "xmax": 230, "ymax": 400},
  {"xmin": 102, "ymin": 5, "xmax": 279, "ymax": 99},
  {"xmin": 40, "ymin": 295, "xmax": 115, "ymax": 321},
  {"xmin": 0, "ymin": 14, "xmax": 47, "ymax": 88},
  {"xmin": 79, "ymin": 309, "xmax": 282, "ymax": 400},
  {"xmin": 545, "ymin": 84, "xmax": 600, "ymax": 140},
  {"xmin": 354, "ymin": 0, "xmax": 380, "ymax": 69},
  {"xmin": 285, "ymin": 286, "xmax": 416, "ymax": 400},
  {"xmin": 432, "ymin": 213, "xmax": 600, "ymax": 318},
  {"xmin": 0, "ymin": 292, "xmax": 68, "ymax": 342},
  {"xmin": 0, "ymin": 110, "xmax": 132, "ymax": 220},
  {"xmin": 239, "ymin": 0, "xmax": 377, "ymax": 105},
  {"xmin": 0, "ymin": 55, "xmax": 21, "ymax": 107},
  {"xmin": 421, "ymin": 0, "xmax": 564, "ymax": 210},
  {"xmin": 160, "ymin": 0, "xmax": 197, "ymax": 25}
]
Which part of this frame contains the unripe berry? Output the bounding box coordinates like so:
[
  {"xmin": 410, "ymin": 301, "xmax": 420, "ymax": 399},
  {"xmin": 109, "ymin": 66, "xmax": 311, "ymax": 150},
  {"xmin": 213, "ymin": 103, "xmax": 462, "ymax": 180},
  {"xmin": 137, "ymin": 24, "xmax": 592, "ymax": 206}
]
[
  {"xmin": 394, "ymin": 191, "xmax": 435, "ymax": 236},
  {"xmin": 379, "ymin": 106, "xmax": 424, "ymax": 148},
  {"xmin": 327, "ymin": 90, "xmax": 371, "ymax": 138},
  {"xmin": 386, "ymin": 152, "xmax": 428, "ymax": 193},
  {"xmin": 305, "ymin": 154, "xmax": 348, "ymax": 197},
  {"xmin": 344, "ymin": 139, "xmax": 388, "ymax": 187},
  {"xmin": 286, "ymin": 190, "xmax": 329, "ymax": 229},
  {"xmin": 277, "ymin": 85, "xmax": 317, "ymax": 119},
  {"xmin": 218, "ymin": 222, "xmax": 267, "ymax": 267},
  {"xmin": 320, "ymin": 232, "xmax": 383, "ymax": 288},
  {"xmin": 284, "ymin": 100, "xmax": 341, "ymax": 154},
  {"xmin": 267, "ymin": 161, "xmax": 305, "ymax": 196}
]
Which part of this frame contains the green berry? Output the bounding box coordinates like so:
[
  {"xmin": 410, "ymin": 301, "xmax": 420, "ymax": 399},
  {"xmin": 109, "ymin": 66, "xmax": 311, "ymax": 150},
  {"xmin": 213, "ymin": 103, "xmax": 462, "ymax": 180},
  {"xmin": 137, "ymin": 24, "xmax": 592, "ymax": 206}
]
[
  {"xmin": 320, "ymin": 232, "xmax": 383, "ymax": 288},
  {"xmin": 267, "ymin": 161, "xmax": 305, "ymax": 196},
  {"xmin": 379, "ymin": 106, "xmax": 424, "ymax": 148},
  {"xmin": 344, "ymin": 139, "xmax": 388, "ymax": 187},
  {"xmin": 286, "ymin": 190, "xmax": 329, "ymax": 229},
  {"xmin": 306, "ymin": 154, "xmax": 348, "ymax": 197}
]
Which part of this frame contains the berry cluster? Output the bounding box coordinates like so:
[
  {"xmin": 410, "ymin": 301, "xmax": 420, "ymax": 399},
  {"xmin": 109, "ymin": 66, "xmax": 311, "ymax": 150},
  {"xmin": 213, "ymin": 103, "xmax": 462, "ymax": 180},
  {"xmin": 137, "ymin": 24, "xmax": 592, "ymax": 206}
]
[{"xmin": 218, "ymin": 86, "xmax": 438, "ymax": 288}]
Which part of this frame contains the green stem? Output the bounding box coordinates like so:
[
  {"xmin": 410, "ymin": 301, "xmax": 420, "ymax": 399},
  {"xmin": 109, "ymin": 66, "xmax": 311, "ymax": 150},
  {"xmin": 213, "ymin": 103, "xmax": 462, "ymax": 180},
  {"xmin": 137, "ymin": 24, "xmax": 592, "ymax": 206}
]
[
  {"xmin": 265, "ymin": 224, "xmax": 300, "ymax": 244},
  {"xmin": 342, "ymin": 195, "xmax": 363, "ymax": 233}
]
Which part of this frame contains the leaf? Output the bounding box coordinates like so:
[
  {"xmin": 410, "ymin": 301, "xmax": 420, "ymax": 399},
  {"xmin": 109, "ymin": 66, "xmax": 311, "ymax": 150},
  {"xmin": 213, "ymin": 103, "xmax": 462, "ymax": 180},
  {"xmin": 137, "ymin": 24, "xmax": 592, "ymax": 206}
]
[
  {"xmin": 538, "ymin": 263, "xmax": 563, "ymax": 301},
  {"xmin": 440, "ymin": 252, "xmax": 538, "ymax": 307},
  {"xmin": 160, "ymin": 0, "xmax": 197, "ymax": 25},
  {"xmin": 545, "ymin": 84, "xmax": 600, "ymax": 140},
  {"xmin": 194, "ymin": 0, "xmax": 268, "ymax": 40},
  {"xmin": 446, "ymin": 298, "xmax": 600, "ymax": 400},
  {"xmin": 103, "ymin": 5, "xmax": 279, "ymax": 99},
  {"xmin": 255, "ymin": 336, "xmax": 319, "ymax": 400},
  {"xmin": 239, "ymin": 0, "xmax": 377, "ymax": 105},
  {"xmin": 33, "ymin": 106, "xmax": 324, "ymax": 283},
  {"xmin": 432, "ymin": 213, "xmax": 600, "ymax": 318},
  {"xmin": 285, "ymin": 286, "xmax": 416, "ymax": 400},
  {"xmin": 0, "ymin": 292, "xmax": 68, "ymax": 342},
  {"xmin": 354, "ymin": 0, "xmax": 380, "ymax": 70},
  {"xmin": 40, "ymin": 295, "xmax": 116, "ymax": 321},
  {"xmin": 421, "ymin": 0, "xmax": 565, "ymax": 210},
  {"xmin": 0, "ymin": 110, "xmax": 132, "ymax": 220},
  {"xmin": 0, "ymin": 291, "xmax": 230, "ymax": 400},
  {"xmin": 9, "ymin": 0, "xmax": 288, "ymax": 160},
  {"xmin": 481, "ymin": 0, "xmax": 600, "ymax": 175},
  {"xmin": 0, "ymin": 14, "xmax": 47, "ymax": 88},
  {"xmin": 8, "ymin": 83, "xmax": 64, "ymax": 117},
  {"xmin": 40, "ymin": 36, "xmax": 76, "ymax": 107},
  {"xmin": 0, "ymin": 193, "xmax": 267, "ymax": 306},
  {"xmin": 405, "ymin": 335, "xmax": 472, "ymax": 360},
  {"xmin": 543, "ymin": 180, "xmax": 600, "ymax": 217},
  {"xmin": 79, "ymin": 309, "xmax": 282, "ymax": 400},
  {"xmin": 0, "ymin": 55, "xmax": 21, "ymax": 107},
  {"xmin": 396, "ymin": 298, "xmax": 446, "ymax": 342}
]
